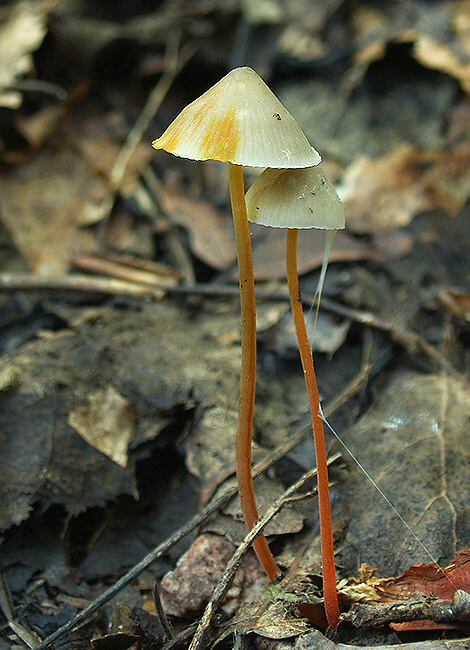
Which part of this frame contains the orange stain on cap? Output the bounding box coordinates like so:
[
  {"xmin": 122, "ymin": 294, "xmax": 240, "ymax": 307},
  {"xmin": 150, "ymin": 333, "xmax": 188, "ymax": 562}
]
[
  {"xmin": 153, "ymin": 130, "xmax": 180, "ymax": 153},
  {"xmin": 152, "ymin": 105, "xmax": 240, "ymax": 163},
  {"xmin": 198, "ymin": 107, "xmax": 240, "ymax": 161}
]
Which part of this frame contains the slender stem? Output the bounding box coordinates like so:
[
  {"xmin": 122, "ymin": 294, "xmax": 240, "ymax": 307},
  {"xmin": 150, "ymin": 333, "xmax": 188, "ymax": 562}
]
[
  {"xmin": 228, "ymin": 163, "xmax": 281, "ymax": 583},
  {"xmin": 286, "ymin": 228, "xmax": 340, "ymax": 629}
]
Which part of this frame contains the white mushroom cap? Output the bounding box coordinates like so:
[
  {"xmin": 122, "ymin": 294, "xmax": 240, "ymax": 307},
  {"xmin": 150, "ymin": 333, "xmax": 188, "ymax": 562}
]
[
  {"xmin": 152, "ymin": 67, "xmax": 321, "ymax": 169},
  {"xmin": 246, "ymin": 165, "xmax": 345, "ymax": 229}
]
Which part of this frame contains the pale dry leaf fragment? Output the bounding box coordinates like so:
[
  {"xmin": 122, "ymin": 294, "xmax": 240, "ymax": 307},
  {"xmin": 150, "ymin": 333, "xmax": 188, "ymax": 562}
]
[
  {"xmin": 455, "ymin": 0, "xmax": 470, "ymax": 56},
  {"xmin": 273, "ymin": 311, "xmax": 351, "ymax": 357},
  {"xmin": 351, "ymin": 4, "xmax": 389, "ymax": 67},
  {"xmin": 241, "ymin": 0, "xmax": 284, "ymax": 24},
  {"xmin": 0, "ymin": 0, "xmax": 60, "ymax": 108},
  {"xmin": 68, "ymin": 387, "xmax": 135, "ymax": 467},
  {"xmin": 439, "ymin": 287, "xmax": 470, "ymax": 322},
  {"xmin": 339, "ymin": 145, "xmax": 430, "ymax": 233},
  {"xmin": 0, "ymin": 364, "xmax": 21, "ymax": 392},
  {"xmin": 277, "ymin": 0, "xmax": 344, "ymax": 63},
  {"xmin": 340, "ymin": 144, "xmax": 470, "ymax": 233},
  {"xmin": 412, "ymin": 32, "xmax": 470, "ymax": 95},
  {"xmin": 278, "ymin": 25, "xmax": 327, "ymax": 63},
  {"xmin": 250, "ymin": 600, "xmax": 310, "ymax": 639}
]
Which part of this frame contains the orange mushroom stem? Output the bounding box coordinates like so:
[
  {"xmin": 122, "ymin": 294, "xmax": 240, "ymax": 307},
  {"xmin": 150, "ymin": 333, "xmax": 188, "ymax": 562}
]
[
  {"xmin": 286, "ymin": 228, "xmax": 340, "ymax": 628},
  {"xmin": 229, "ymin": 163, "xmax": 281, "ymax": 582},
  {"xmin": 246, "ymin": 166, "xmax": 344, "ymax": 627}
]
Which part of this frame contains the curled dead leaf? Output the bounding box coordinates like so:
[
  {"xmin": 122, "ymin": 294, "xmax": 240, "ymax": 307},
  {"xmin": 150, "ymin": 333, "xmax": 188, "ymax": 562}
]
[
  {"xmin": 341, "ymin": 144, "xmax": 470, "ymax": 233},
  {"xmin": 439, "ymin": 287, "xmax": 470, "ymax": 322},
  {"xmin": 0, "ymin": 0, "xmax": 60, "ymax": 108},
  {"xmin": 69, "ymin": 387, "xmax": 135, "ymax": 467},
  {"xmin": 159, "ymin": 187, "xmax": 236, "ymax": 270}
]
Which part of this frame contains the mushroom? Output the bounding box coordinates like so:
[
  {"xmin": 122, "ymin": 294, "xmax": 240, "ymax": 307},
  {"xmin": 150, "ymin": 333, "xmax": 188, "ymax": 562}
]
[
  {"xmin": 152, "ymin": 67, "xmax": 320, "ymax": 585},
  {"xmin": 246, "ymin": 164, "xmax": 345, "ymax": 629}
]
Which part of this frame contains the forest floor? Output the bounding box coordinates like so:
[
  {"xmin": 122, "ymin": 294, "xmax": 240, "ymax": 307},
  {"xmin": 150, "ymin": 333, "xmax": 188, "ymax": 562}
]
[{"xmin": 0, "ymin": 1, "xmax": 470, "ymax": 649}]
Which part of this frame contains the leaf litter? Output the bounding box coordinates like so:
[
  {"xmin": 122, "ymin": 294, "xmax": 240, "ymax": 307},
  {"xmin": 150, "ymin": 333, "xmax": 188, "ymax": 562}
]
[
  {"xmin": 338, "ymin": 372, "xmax": 470, "ymax": 578},
  {"xmin": 0, "ymin": 0, "xmax": 470, "ymax": 648}
]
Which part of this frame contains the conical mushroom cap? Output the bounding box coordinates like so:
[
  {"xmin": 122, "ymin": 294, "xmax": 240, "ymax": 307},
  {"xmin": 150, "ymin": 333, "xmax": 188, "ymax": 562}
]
[
  {"xmin": 152, "ymin": 67, "xmax": 321, "ymax": 169},
  {"xmin": 246, "ymin": 165, "xmax": 345, "ymax": 229}
]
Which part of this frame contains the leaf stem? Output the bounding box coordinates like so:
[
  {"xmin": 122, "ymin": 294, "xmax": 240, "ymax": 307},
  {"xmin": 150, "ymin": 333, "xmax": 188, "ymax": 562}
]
[
  {"xmin": 286, "ymin": 228, "xmax": 340, "ymax": 629},
  {"xmin": 229, "ymin": 163, "xmax": 281, "ymax": 583}
]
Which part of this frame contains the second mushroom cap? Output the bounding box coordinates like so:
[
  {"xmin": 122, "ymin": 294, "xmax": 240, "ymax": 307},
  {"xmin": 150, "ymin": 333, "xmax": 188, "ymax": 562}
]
[{"xmin": 246, "ymin": 165, "xmax": 345, "ymax": 229}]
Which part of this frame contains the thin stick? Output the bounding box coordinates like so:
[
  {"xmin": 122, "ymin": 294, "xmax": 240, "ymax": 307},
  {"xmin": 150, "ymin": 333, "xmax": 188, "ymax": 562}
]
[
  {"xmin": 31, "ymin": 483, "xmax": 239, "ymax": 650},
  {"xmin": 109, "ymin": 33, "xmax": 193, "ymax": 194},
  {"xmin": 0, "ymin": 271, "xmax": 459, "ymax": 379},
  {"xmin": 286, "ymin": 228, "xmax": 340, "ymax": 629},
  {"xmin": 0, "ymin": 273, "xmax": 164, "ymax": 298},
  {"xmin": 188, "ymin": 463, "xmax": 336, "ymax": 650},
  {"xmin": 228, "ymin": 163, "xmax": 281, "ymax": 583},
  {"xmin": 31, "ymin": 367, "xmax": 355, "ymax": 650}
]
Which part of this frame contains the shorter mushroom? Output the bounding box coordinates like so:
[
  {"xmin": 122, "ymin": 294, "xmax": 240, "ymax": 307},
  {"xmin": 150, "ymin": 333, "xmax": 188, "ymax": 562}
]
[{"xmin": 246, "ymin": 164, "xmax": 345, "ymax": 629}]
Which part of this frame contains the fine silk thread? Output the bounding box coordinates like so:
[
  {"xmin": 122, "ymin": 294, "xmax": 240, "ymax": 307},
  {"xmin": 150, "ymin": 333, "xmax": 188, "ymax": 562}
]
[{"xmin": 319, "ymin": 404, "xmax": 457, "ymax": 590}]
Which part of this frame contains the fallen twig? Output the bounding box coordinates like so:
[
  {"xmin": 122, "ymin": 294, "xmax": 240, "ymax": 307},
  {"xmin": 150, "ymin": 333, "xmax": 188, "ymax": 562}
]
[
  {"xmin": 0, "ymin": 272, "xmax": 165, "ymax": 298},
  {"xmin": 0, "ymin": 271, "xmax": 461, "ymax": 378},
  {"xmin": 0, "ymin": 270, "xmax": 462, "ymax": 378},
  {"xmin": 101, "ymin": 31, "xmax": 194, "ymax": 218},
  {"xmin": 72, "ymin": 254, "xmax": 180, "ymax": 287},
  {"xmin": 27, "ymin": 329, "xmax": 371, "ymax": 649},
  {"xmin": 30, "ymin": 447, "xmax": 341, "ymax": 650},
  {"xmin": 0, "ymin": 572, "xmax": 42, "ymax": 648},
  {"xmin": 31, "ymin": 482, "xmax": 239, "ymax": 650},
  {"xmin": 29, "ymin": 439, "xmax": 345, "ymax": 650},
  {"xmin": 187, "ymin": 465, "xmax": 331, "ymax": 650},
  {"xmin": 343, "ymin": 589, "xmax": 470, "ymax": 628}
]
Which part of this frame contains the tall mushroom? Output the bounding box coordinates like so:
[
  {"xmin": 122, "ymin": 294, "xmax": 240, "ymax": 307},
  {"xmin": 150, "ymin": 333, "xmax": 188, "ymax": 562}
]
[
  {"xmin": 246, "ymin": 164, "xmax": 345, "ymax": 628},
  {"xmin": 152, "ymin": 67, "xmax": 321, "ymax": 584}
]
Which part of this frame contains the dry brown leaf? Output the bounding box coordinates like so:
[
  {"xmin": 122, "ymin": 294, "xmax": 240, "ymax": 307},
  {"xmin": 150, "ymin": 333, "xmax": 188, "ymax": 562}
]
[
  {"xmin": 0, "ymin": 109, "xmax": 152, "ymax": 274},
  {"xmin": 341, "ymin": 144, "xmax": 470, "ymax": 233},
  {"xmin": 342, "ymin": 550, "xmax": 470, "ymax": 633},
  {"xmin": 249, "ymin": 225, "xmax": 375, "ymax": 280},
  {"xmin": 159, "ymin": 188, "xmax": 236, "ymax": 270},
  {"xmin": 377, "ymin": 548, "xmax": 470, "ymax": 602},
  {"xmin": 439, "ymin": 286, "xmax": 470, "ymax": 321},
  {"xmin": 15, "ymin": 103, "xmax": 68, "ymax": 152},
  {"xmin": 68, "ymin": 387, "xmax": 135, "ymax": 467},
  {"xmin": 0, "ymin": 146, "xmax": 97, "ymax": 274},
  {"xmin": 350, "ymin": 4, "xmax": 390, "ymax": 68},
  {"xmin": 0, "ymin": 0, "xmax": 60, "ymax": 108},
  {"xmin": 342, "ymin": 549, "xmax": 470, "ymax": 606},
  {"xmin": 348, "ymin": 2, "xmax": 470, "ymax": 95},
  {"xmin": 412, "ymin": 32, "xmax": 470, "ymax": 94},
  {"xmin": 340, "ymin": 372, "xmax": 470, "ymax": 578},
  {"xmin": 340, "ymin": 146, "xmax": 430, "ymax": 233}
]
